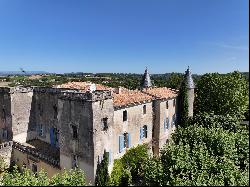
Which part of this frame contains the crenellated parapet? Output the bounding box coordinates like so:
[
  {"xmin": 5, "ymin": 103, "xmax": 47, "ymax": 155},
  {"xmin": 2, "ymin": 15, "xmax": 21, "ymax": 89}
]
[
  {"xmin": 59, "ymin": 90, "xmax": 113, "ymax": 102},
  {"xmin": 0, "ymin": 87, "xmax": 33, "ymax": 94}
]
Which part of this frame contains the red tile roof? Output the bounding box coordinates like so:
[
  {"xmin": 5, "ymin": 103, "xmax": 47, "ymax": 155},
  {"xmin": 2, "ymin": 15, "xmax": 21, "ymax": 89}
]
[
  {"xmin": 143, "ymin": 87, "xmax": 178, "ymax": 99},
  {"xmin": 113, "ymin": 89, "xmax": 153, "ymax": 107}
]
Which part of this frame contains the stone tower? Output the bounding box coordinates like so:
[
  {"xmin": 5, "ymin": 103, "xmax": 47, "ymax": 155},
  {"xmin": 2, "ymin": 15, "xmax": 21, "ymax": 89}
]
[
  {"xmin": 141, "ymin": 67, "xmax": 152, "ymax": 89},
  {"xmin": 184, "ymin": 66, "xmax": 195, "ymax": 117}
]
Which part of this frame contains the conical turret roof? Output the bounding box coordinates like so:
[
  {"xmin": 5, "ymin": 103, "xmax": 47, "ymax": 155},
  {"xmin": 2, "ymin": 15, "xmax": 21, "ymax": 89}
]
[
  {"xmin": 185, "ymin": 66, "xmax": 195, "ymax": 89},
  {"xmin": 141, "ymin": 67, "xmax": 152, "ymax": 88}
]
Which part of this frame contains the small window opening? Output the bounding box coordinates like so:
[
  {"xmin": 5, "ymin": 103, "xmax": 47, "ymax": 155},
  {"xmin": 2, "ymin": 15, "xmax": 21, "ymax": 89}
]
[
  {"xmin": 72, "ymin": 125, "xmax": 78, "ymax": 139},
  {"xmin": 53, "ymin": 105, "xmax": 58, "ymax": 119},
  {"xmin": 173, "ymin": 99, "xmax": 176, "ymax": 107},
  {"xmin": 124, "ymin": 133, "xmax": 129, "ymax": 148},
  {"xmin": 72, "ymin": 155, "xmax": 78, "ymax": 168},
  {"xmin": 123, "ymin": 110, "xmax": 128, "ymax": 122},
  {"xmin": 143, "ymin": 105, "xmax": 146, "ymax": 114},
  {"xmin": 102, "ymin": 118, "xmax": 108, "ymax": 131},
  {"xmin": 143, "ymin": 125, "xmax": 148, "ymax": 138},
  {"xmin": 166, "ymin": 101, "xmax": 169, "ymax": 109}
]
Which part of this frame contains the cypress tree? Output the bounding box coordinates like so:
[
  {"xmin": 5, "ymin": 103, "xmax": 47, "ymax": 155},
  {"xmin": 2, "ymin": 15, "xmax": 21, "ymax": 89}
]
[{"xmin": 95, "ymin": 150, "xmax": 110, "ymax": 186}]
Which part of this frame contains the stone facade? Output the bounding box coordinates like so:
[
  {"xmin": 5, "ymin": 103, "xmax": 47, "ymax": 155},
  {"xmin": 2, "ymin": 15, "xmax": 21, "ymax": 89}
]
[{"xmin": 0, "ymin": 86, "xmax": 183, "ymax": 184}]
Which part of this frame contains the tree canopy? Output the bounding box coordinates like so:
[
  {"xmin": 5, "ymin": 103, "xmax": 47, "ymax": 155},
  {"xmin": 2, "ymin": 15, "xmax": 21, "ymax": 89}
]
[{"xmin": 194, "ymin": 71, "xmax": 249, "ymax": 119}]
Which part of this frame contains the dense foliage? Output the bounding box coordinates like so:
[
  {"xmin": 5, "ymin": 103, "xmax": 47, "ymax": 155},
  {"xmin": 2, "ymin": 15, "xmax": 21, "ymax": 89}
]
[
  {"xmin": 95, "ymin": 150, "xmax": 110, "ymax": 186},
  {"xmin": 109, "ymin": 144, "xmax": 148, "ymax": 186},
  {"xmin": 194, "ymin": 71, "xmax": 249, "ymax": 119},
  {"xmin": 177, "ymin": 78, "xmax": 189, "ymax": 127},
  {"xmin": 1, "ymin": 166, "xmax": 87, "ymax": 186}
]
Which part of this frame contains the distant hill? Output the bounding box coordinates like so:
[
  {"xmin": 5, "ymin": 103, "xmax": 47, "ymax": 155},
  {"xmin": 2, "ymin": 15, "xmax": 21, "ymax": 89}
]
[{"xmin": 0, "ymin": 71, "xmax": 49, "ymax": 76}]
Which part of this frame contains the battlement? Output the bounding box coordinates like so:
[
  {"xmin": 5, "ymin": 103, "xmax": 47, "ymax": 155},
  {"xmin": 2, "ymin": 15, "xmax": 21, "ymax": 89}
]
[
  {"xmin": 0, "ymin": 141, "xmax": 13, "ymax": 150},
  {"xmin": 59, "ymin": 90, "xmax": 113, "ymax": 101},
  {"xmin": 0, "ymin": 87, "xmax": 33, "ymax": 94},
  {"xmin": 33, "ymin": 87, "xmax": 80, "ymax": 94},
  {"xmin": 12, "ymin": 141, "xmax": 60, "ymax": 168}
]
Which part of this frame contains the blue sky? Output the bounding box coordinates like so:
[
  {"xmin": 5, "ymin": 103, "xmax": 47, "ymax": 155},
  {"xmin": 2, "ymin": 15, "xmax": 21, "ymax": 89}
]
[{"xmin": 0, "ymin": 0, "xmax": 248, "ymax": 74}]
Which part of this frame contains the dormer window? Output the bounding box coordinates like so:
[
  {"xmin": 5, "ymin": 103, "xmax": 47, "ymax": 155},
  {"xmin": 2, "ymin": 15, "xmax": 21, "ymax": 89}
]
[
  {"xmin": 143, "ymin": 105, "xmax": 146, "ymax": 114},
  {"xmin": 123, "ymin": 110, "xmax": 127, "ymax": 122}
]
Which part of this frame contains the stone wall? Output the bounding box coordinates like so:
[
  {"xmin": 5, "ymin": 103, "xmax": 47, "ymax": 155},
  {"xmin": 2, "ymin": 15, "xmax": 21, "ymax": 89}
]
[
  {"xmin": 0, "ymin": 141, "xmax": 13, "ymax": 168},
  {"xmin": 92, "ymin": 98, "xmax": 114, "ymax": 176},
  {"xmin": 58, "ymin": 92, "xmax": 94, "ymax": 183},
  {"xmin": 0, "ymin": 88, "xmax": 12, "ymax": 142},
  {"xmin": 27, "ymin": 88, "xmax": 62, "ymax": 144},
  {"xmin": 152, "ymin": 97, "xmax": 177, "ymax": 155},
  {"xmin": 113, "ymin": 102, "xmax": 153, "ymax": 160},
  {"xmin": 187, "ymin": 88, "xmax": 194, "ymax": 117}
]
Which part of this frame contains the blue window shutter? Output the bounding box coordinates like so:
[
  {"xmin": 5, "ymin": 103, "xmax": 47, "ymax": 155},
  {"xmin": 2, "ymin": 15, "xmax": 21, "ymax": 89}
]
[
  {"xmin": 50, "ymin": 128, "xmax": 54, "ymax": 146},
  {"xmin": 119, "ymin": 135, "xmax": 123, "ymax": 153},
  {"xmin": 167, "ymin": 118, "xmax": 170, "ymax": 129},
  {"xmin": 128, "ymin": 133, "xmax": 131, "ymax": 148}
]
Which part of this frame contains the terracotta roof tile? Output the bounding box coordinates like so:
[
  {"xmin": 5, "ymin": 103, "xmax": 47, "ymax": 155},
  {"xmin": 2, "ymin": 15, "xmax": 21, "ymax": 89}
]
[
  {"xmin": 113, "ymin": 89, "xmax": 153, "ymax": 107},
  {"xmin": 143, "ymin": 87, "xmax": 178, "ymax": 99}
]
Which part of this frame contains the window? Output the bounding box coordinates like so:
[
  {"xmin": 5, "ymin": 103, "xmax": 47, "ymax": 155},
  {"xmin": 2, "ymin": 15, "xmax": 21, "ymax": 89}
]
[
  {"xmin": 164, "ymin": 118, "xmax": 170, "ymax": 132},
  {"xmin": 102, "ymin": 118, "xmax": 108, "ymax": 131},
  {"xmin": 72, "ymin": 125, "xmax": 78, "ymax": 139},
  {"xmin": 123, "ymin": 110, "xmax": 127, "ymax": 122},
  {"xmin": 2, "ymin": 129, "xmax": 8, "ymax": 139},
  {"xmin": 31, "ymin": 163, "xmax": 37, "ymax": 173},
  {"xmin": 2, "ymin": 109, "xmax": 6, "ymax": 120},
  {"xmin": 124, "ymin": 133, "xmax": 129, "ymax": 148},
  {"xmin": 39, "ymin": 124, "xmax": 44, "ymax": 136},
  {"xmin": 53, "ymin": 105, "xmax": 58, "ymax": 119},
  {"xmin": 166, "ymin": 101, "xmax": 169, "ymax": 109},
  {"xmin": 72, "ymin": 155, "xmax": 78, "ymax": 168},
  {"xmin": 173, "ymin": 99, "xmax": 176, "ymax": 107},
  {"xmin": 143, "ymin": 125, "xmax": 147, "ymax": 138},
  {"xmin": 140, "ymin": 125, "xmax": 147, "ymax": 140},
  {"xmin": 143, "ymin": 105, "xmax": 146, "ymax": 114},
  {"xmin": 119, "ymin": 133, "xmax": 131, "ymax": 153},
  {"xmin": 172, "ymin": 114, "xmax": 176, "ymax": 127}
]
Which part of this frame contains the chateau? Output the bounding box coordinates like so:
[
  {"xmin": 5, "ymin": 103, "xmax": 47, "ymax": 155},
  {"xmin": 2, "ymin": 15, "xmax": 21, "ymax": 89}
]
[{"xmin": 0, "ymin": 67, "xmax": 195, "ymax": 184}]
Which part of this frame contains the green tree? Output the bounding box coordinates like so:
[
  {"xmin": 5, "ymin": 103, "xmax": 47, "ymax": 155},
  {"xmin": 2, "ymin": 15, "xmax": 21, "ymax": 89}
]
[
  {"xmin": 95, "ymin": 150, "xmax": 110, "ymax": 186},
  {"xmin": 1, "ymin": 166, "xmax": 87, "ymax": 186},
  {"xmin": 177, "ymin": 79, "xmax": 189, "ymax": 127},
  {"xmin": 194, "ymin": 71, "xmax": 249, "ymax": 119}
]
